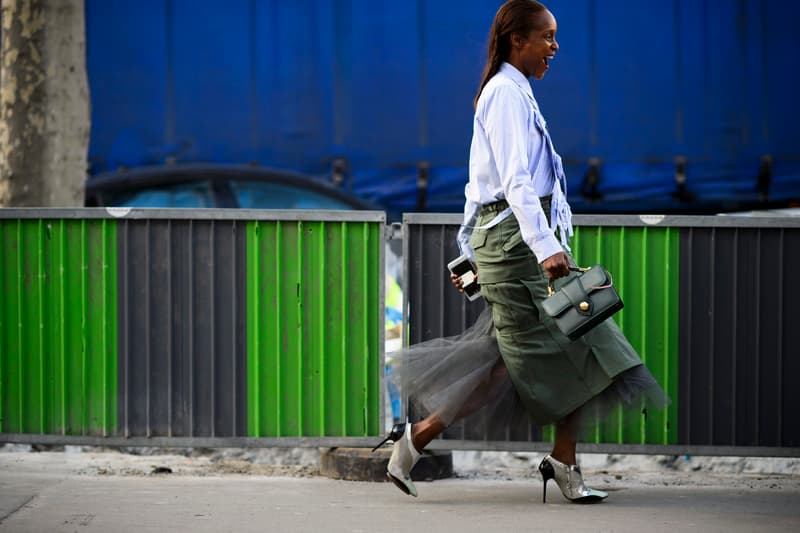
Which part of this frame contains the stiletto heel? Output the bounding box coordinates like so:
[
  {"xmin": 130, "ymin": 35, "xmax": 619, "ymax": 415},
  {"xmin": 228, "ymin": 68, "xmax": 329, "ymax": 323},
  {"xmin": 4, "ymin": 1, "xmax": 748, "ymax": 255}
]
[
  {"xmin": 538, "ymin": 458, "xmax": 554, "ymax": 503},
  {"xmin": 371, "ymin": 421, "xmax": 421, "ymax": 497},
  {"xmin": 538, "ymin": 454, "xmax": 607, "ymax": 504},
  {"xmin": 371, "ymin": 423, "xmax": 405, "ymax": 452}
]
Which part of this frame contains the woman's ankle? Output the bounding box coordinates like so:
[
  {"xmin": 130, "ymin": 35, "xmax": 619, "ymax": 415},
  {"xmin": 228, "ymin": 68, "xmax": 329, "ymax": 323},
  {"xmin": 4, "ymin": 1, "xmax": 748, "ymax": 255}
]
[
  {"xmin": 549, "ymin": 450, "xmax": 576, "ymax": 465},
  {"xmin": 411, "ymin": 417, "xmax": 445, "ymax": 451}
]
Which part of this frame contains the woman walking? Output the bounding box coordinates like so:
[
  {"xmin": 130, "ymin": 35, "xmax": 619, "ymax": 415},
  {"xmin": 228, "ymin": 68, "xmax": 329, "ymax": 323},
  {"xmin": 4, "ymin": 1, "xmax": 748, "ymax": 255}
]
[{"xmin": 375, "ymin": 0, "xmax": 667, "ymax": 503}]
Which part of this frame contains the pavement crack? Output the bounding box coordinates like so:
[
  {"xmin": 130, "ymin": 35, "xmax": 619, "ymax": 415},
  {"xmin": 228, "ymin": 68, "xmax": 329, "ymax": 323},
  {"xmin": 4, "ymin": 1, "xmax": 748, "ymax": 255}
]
[{"xmin": 0, "ymin": 494, "xmax": 36, "ymax": 525}]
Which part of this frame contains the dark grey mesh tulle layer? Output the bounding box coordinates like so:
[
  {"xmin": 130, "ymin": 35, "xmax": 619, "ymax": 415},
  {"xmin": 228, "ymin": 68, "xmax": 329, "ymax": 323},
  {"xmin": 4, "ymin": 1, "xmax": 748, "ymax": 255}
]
[{"xmin": 389, "ymin": 307, "xmax": 669, "ymax": 437}]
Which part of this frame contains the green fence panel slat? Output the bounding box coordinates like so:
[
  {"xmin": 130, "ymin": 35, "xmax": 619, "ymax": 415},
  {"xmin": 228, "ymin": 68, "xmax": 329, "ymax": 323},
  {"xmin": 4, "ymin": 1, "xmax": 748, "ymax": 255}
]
[
  {"xmin": 86, "ymin": 220, "xmax": 117, "ymax": 434},
  {"xmin": 0, "ymin": 219, "xmax": 117, "ymax": 436},
  {"xmin": 22, "ymin": 221, "xmax": 44, "ymax": 432},
  {"xmin": 64, "ymin": 220, "xmax": 86, "ymax": 433},
  {"xmin": 246, "ymin": 221, "xmax": 261, "ymax": 436},
  {"xmin": 1, "ymin": 221, "xmax": 21, "ymax": 432},
  {"xmin": 250, "ymin": 220, "xmax": 282, "ymax": 436},
  {"xmin": 367, "ymin": 223, "xmax": 381, "ymax": 437},
  {"xmin": 247, "ymin": 220, "xmax": 381, "ymax": 437},
  {"xmin": 301, "ymin": 221, "xmax": 324, "ymax": 436},
  {"xmin": 344, "ymin": 223, "xmax": 379, "ymax": 436},
  {"xmin": 563, "ymin": 225, "xmax": 680, "ymax": 445},
  {"xmin": 280, "ymin": 221, "xmax": 302, "ymax": 436},
  {"xmin": 324, "ymin": 222, "xmax": 346, "ymax": 436}
]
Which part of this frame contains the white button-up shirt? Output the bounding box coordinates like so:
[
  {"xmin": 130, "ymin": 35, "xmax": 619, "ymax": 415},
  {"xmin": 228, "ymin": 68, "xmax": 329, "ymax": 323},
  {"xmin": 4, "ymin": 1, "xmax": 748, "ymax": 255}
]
[{"xmin": 457, "ymin": 62, "xmax": 573, "ymax": 263}]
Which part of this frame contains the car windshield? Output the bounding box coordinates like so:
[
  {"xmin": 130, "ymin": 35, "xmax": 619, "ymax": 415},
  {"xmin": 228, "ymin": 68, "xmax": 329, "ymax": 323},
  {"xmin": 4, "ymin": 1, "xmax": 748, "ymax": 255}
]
[
  {"xmin": 229, "ymin": 180, "xmax": 354, "ymax": 210},
  {"xmin": 111, "ymin": 181, "xmax": 215, "ymax": 207},
  {"xmin": 96, "ymin": 177, "xmax": 358, "ymax": 210},
  {"xmin": 99, "ymin": 180, "xmax": 353, "ymax": 210}
]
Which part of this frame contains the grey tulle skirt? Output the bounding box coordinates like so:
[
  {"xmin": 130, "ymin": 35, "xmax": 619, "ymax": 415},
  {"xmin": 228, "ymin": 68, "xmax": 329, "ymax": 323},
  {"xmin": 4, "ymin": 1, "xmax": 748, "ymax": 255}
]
[{"xmin": 389, "ymin": 307, "xmax": 669, "ymax": 439}]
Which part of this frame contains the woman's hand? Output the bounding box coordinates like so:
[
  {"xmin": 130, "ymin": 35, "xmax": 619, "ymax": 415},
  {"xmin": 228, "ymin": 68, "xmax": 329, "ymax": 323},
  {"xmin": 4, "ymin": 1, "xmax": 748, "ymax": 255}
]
[
  {"xmin": 542, "ymin": 251, "xmax": 570, "ymax": 280},
  {"xmin": 450, "ymin": 267, "xmax": 478, "ymax": 293}
]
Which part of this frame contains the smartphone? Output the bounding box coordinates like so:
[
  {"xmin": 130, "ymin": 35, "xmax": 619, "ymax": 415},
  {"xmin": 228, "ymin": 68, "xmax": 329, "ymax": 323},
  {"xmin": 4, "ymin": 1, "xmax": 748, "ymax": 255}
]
[{"xmin": 447, "ymin": 254, "xmax": 481, "ymax": 301}]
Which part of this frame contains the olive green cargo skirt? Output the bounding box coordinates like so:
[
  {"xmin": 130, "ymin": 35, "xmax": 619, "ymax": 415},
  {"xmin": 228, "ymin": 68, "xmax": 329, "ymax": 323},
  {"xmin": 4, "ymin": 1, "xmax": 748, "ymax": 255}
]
[{"xmin": 468, "ymin": 209, "xmax": 643, "ymax": 424}]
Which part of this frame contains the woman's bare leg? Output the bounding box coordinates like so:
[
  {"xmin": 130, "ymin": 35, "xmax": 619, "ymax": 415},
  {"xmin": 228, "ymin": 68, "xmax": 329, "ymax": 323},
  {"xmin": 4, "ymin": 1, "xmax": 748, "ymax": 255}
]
[
  {"xmin": 410, "ymin": 416, "xmax": 447, "ymax": 451},
  {"xmin": 550, "ymin": 409, "xmax": 580, "ymax": 465},
  {"xmin": 411, "ymin": 359, "xmax": 509, "ymax": 451}
]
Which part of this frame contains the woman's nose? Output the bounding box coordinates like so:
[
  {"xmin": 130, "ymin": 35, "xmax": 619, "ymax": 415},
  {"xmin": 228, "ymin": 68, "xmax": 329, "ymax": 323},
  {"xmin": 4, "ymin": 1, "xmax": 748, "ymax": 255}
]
[{"xmin": 552, "ymin": 39, "xmax": 559, "ymax": 51}]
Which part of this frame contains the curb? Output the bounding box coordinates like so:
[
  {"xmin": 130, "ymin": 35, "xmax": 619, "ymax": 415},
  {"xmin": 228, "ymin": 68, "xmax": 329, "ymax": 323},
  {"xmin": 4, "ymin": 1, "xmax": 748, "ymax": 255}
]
[{"xmin": 319, "ymin": 447, "xmax": 453, "ymax": 482}]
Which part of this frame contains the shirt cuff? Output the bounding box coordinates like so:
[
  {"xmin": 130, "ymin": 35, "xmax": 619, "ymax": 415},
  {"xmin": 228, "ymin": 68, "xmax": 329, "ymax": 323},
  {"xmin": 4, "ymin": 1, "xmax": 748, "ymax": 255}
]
[
  {"xmin": 528, "ymin": 232, "xmax": 563, "ymax": 264},
  {"xmin": 456, "ymin": 226, "xmax": 476, "ymax": 262}
]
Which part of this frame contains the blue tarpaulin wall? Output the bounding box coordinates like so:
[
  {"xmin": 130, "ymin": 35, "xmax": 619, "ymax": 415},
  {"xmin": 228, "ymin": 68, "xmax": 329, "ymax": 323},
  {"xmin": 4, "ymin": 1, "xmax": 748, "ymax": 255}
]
[{"xmin": 86, "ymin": 0, "xmax": 800, "ymax": 214}]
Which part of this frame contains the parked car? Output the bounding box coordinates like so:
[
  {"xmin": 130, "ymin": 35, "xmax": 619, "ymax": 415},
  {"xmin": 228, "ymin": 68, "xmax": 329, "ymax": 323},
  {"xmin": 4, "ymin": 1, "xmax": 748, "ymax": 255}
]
[{"xmin": 85, "ymin": 164, "xmax": 377, "ymax": 211}]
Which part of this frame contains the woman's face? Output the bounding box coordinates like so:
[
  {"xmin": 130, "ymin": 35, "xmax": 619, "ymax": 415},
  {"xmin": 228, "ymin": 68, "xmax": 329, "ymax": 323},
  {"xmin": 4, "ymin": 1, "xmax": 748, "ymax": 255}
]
[{"xmin": 516, "ymin": 10, "xmax": 559, "ymax": 79}]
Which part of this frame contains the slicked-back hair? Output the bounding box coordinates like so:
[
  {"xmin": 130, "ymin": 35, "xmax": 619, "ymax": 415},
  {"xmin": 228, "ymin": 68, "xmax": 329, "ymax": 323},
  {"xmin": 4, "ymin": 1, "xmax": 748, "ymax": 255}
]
[{"xmin": 474, "ymin": 0, "xmax": 548, "ymax": 108}]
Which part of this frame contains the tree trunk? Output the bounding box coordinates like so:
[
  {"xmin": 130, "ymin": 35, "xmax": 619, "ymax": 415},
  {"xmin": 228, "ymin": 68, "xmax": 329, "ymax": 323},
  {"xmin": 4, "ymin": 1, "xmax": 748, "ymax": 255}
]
[{"xmin": 0, "ymin": 0, "xmax": 89, "ymax": 207}]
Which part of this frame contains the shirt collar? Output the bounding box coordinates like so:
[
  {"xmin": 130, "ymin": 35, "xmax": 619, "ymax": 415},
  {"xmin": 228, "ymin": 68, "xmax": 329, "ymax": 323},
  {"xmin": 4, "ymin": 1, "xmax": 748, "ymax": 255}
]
[{"xmin": 499, "ymin": 62, "xmax": 534, "ymax": 100}]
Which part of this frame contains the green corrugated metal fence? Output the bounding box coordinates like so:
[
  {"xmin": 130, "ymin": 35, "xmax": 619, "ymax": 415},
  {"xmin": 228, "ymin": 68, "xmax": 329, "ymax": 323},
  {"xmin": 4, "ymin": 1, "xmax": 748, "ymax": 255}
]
[
  {"xmin": 246, "ymin": 219, "xmax": 382, "ymax": 437},
  {"xmin": 2, "ymin": 210, "xmax": 384, "ymax": 442},
  {"xmin": 4, "ymin": 209, "xmax": 794, "ymax": 455},
  {"xmin": 570, "ymin": 225, "xmax": 680, "ymax": 445},
  {"xmin": 0, "ymin": 219, "xmax": 117, "ymax": 436}
]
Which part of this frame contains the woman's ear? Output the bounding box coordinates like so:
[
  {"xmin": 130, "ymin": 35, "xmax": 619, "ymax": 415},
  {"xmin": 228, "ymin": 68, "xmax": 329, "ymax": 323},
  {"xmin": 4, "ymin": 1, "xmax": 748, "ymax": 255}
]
[{"xmin": 510, "ymin": 32, "xmax": 523, "ymax": 49}]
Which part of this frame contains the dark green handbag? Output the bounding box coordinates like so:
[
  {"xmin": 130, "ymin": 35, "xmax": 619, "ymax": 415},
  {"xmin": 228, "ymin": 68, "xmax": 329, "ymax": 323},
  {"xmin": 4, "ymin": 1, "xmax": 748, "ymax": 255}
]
[{"xmin": 541, "ymin": 265, "xmax": 623, "ymax": 340}]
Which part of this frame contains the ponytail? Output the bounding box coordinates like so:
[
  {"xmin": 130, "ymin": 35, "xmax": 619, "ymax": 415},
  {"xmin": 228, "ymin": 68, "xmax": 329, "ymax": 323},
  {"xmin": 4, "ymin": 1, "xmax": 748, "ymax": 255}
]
[{"xmin": 473, "ymin": 30, "xmax": 504, "ymax": 108}]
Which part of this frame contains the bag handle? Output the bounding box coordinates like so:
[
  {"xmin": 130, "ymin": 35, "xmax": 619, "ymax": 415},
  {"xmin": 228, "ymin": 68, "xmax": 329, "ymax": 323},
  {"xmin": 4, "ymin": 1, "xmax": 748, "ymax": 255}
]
[{"xmin": 547, "ymin": 266, "xmax": 614, "ymax": 297}]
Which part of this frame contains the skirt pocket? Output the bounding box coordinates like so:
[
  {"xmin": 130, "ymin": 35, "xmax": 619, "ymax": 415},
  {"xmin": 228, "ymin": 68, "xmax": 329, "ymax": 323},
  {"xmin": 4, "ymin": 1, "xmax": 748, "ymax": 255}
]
[
  {"xmin": 501, "ymin": 228, "xmax": 524, "ymax": 252},
  {"xmin": 468, "ymin": 229, "xmax": 487, "ymax": 251}
]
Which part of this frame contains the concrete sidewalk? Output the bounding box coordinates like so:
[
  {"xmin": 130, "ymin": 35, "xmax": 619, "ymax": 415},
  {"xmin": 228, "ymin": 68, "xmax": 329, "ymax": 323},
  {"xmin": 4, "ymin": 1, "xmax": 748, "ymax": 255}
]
[{"xmin": 1, "ymin": 450, "xmax": 798, "ymax": 533}]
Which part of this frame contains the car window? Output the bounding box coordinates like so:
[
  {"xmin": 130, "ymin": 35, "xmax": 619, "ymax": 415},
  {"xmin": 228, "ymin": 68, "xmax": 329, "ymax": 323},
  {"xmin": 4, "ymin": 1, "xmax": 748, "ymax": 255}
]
[
  {"xmin": 230, "ymin": 180, "xmax": 353, "ymax": 210},
  {"xmin": 110, "ymin": 181, "xmax": 215, "ymax": 207}
]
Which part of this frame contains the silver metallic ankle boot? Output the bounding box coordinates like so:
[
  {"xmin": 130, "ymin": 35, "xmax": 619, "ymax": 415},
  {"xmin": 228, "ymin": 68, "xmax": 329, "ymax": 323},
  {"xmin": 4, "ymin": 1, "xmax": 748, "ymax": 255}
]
[
  {"xmin": 538, "ymin": 454, "xmax": 608, "ymax": 503},
  {"xmin": 372, "ymin": 421, "xmax": 421, "ymax": 497}
]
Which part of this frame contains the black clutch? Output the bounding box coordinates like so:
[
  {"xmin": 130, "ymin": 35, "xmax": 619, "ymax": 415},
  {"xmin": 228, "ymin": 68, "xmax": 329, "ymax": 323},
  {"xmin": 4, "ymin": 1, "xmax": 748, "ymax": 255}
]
[{"xmin": 541, "ymin": 265, "xmax": 623, "ymax": 341}]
